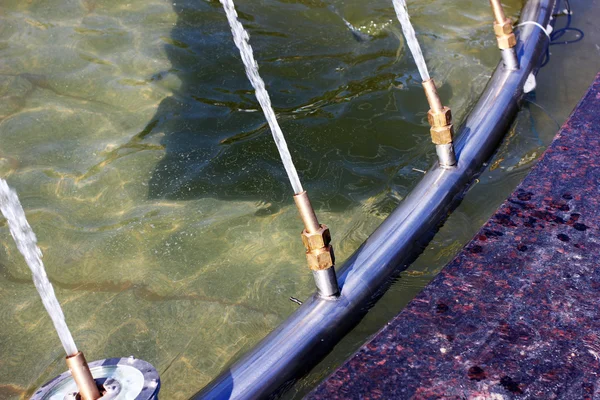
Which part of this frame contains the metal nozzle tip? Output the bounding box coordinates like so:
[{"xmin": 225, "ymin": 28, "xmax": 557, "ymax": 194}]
[{"xmin": 65, "ymin": 352, "xmax": 101, "ymax": 400}]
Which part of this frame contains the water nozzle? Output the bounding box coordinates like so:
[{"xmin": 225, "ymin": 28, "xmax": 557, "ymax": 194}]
[
  {"xmin": 34, "ymin": 356, "xmax": 160, "ymax": 400},
  {"xmin": 422, "ymin": 79, "xmax": 456, "ymax": 167},
  {"xmin": 65, "ymin": 352, "xmax": 101, "ymax": 400},
  {"xmin": 293, "ymin": 191, "xmax": 339, "ymax": 298},
  {"xmin": 489, "ymin": 0, "xmax": 519, "ymax": 69}
]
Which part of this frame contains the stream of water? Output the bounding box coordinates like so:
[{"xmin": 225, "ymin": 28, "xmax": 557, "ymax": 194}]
[
  {"xmin": 391, "ymin": 0, "xmax": 430, "ymax": 81},
  {"xmin": 2, "ymin": 0, "xmax": 596, "ymax": 398},
  {"xmin": 0, "ymin": 179, "xmax": 77, "ymax": 356},
  {"xmin": 220, "ymin": 0, "xmax": 303, "ymax": 194}
]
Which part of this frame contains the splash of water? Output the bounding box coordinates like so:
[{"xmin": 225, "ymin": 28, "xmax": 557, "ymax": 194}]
[
  {"xmin": 220, "ymin": 0, "xmax": 303, "ymax": 194},
  {"xmin": 0, "ymin": 179, "xmax": 78, "ymax": 356},
  {"xmin": 391, "ymin": 0, "xmax": 430, "ymax": 81}
]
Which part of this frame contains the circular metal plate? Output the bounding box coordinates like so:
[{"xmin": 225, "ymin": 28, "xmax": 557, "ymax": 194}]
[{"xmin": 31, "ymin": 357, "xmax": 160, "ymax": 400}]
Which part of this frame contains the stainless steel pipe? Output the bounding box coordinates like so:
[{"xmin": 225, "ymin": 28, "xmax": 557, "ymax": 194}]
[
  {"xmin": 435, "ymin": 143, "xmax": 457, "ymax": 168},
  {"xmin": 312, "ymin": 268, "xmax": 339, "ymax": 298},
  {"xmin": 502, "ymin": 47, "xmax": 520, "ymax": 70},
  {"xmin": 192, "ymin": 0, "xmax": 555, "ymax": 398}
]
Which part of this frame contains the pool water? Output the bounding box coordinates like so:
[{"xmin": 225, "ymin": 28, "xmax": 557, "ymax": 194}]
[{"xmin": 0, "ymin": 0, "xmax": 596, "ymax": 398}]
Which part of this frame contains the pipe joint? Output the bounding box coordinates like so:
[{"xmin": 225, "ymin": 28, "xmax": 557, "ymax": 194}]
[
  {"xmin": 301, "ymin": 224, "xmax": 331, "ymax": 252},
  {"xmin": 305, "ymin": 245, "xmax": 335, "ymax": 271},
  {"xmin": 301, "ymin": 224, "xmax": 335, "ymax": 271},
  {"xmin": 493, "ymin": 16, "xmax": 516, "ymax": 50},
  {"xmin": 293, "ymin": 191, "xmax": 339, "ymax": 294},
  {"xmin": 493, "ymin": 16, "xmax": 518, "ymax": 68},
  {"xmin": 427, "ymin": 107, "xmax": 454, "ymax": 145},
  {"xmin": 422, "ymin": 79, "xmax": 456, "ymax": 166}
]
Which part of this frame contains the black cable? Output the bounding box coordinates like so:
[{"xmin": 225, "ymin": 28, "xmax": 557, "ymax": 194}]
[
  {"xmin": 524, "ymin": 97, "xmax": 561, "ymax": 130},
  {"xmin": 541, "ymin": 0, "xmax": 584, "ymax": 67}
]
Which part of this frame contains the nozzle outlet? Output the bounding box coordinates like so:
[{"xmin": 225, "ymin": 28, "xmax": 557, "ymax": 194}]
[{"xmin": 65, "ymin": 352, "xmax": 101, "ymax": 400}]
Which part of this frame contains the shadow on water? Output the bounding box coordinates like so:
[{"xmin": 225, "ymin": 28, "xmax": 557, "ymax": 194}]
[{"xmin": 142, "ymin": 0, "xmax": 443, "ymax": 213}]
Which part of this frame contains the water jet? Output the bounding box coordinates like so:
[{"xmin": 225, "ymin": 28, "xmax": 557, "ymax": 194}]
[
  {"xmin": 391, "ymin": 0, "xmax": 457, "ymax": 167},
  {"xmin": 0, "ymin": 180, "xmax": 161, "ymax": 400},
  {"xmin": 220, "ymin": 0, "xmax": 340, "ymax": 298}
]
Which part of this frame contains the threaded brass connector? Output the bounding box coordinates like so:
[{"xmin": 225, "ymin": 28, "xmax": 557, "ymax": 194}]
[
  {"xmin": 427, "ymin": 107, "xmax": 454, "ymax": 145},
  {"xmin": 293, "ymin": 191, "xmax": 336, "ymax": 271},
  {"xmin": 301, "ymin": 224, "xmax": 331, "ymax": 250},
  {"xmin": 301, "ymin": 224, "xmax": 335, "ymax": 271},
  {"xmin": 494, "ymin": 17, "xmax": 516, "ymax": 49},
  {"xmin": 305, "ymin": 244, "xmax": 335, "ymax": 271},
  {"xmin": 422, "ymin": 79, "xmax": 454, "ymax": 145}
]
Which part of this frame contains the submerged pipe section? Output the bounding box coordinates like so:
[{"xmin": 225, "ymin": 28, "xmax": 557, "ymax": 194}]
[
  {"xmin": 193, "ymin": 0, "xmax": 554, "ymax": 398},
  {"xmin": 422, "ymin": 79, "xmax": 456, "ymax": 167},
  {"xmin": 65, "ymin": 352, "xmax": 101, "ymax": 400},
  {"xmin": 490, "ymin": 0, "xmax": 519, "ymax": 69}
]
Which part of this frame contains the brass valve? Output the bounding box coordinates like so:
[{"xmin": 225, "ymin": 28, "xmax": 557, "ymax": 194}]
[{"xmin": 301, "ymin": 224, "xmax": 335, "ymax": 271}]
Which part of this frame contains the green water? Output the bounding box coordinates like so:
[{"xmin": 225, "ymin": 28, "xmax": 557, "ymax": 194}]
[{"xmin": 0, "ymin": 0, "xmax": 596, "ymax": 398}]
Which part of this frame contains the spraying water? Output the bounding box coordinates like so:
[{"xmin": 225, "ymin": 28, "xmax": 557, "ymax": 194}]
[
  {"xmin": 0, "ymin": 179, "xmax": 78, "ymax": 356},
  {"xmin": 220, "ymin": 0, "xmax": 303, "ymax": 194},
  {"xmin": 391, "ymin": 0, "xmax": 430, "ymax": 81}
]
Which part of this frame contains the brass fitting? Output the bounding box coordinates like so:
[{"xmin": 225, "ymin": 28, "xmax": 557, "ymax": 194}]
[
  {"xmin": 65, "ymin": 352, "xmax": 101, "ymax": 400},
  {"xmin": 493, "ymin": 17, "xmax": 513, "ymax": 36},
  {"xmin": 305, "ymin": 245, "xmax": 335, "ymax": 271},
  {"xmin": 293, "ymin": 191, "xmax": 320, "ymax": 233},
  {"xmin": 301, "ymin": 224, "xmax": 331, "ymax": 250},
  {"xmin": 430, "ymin": 125, "xmax": 454, "ymax": 145},
  {"xmin": 301, "ymin": 224, "xmax": 335, "ymax": 271},
  {"xmin": 293, "ymin": 191, "xmax": 336, "ymax": 271},
  {"xmin": 422, "ymin": 79, "xmax": 454, "ymax": 145},
  {"xmin": 494, "ymin": 18, "xmax": 516, "ymax": 49},
  {"xmin": 427, "ymin": 107, "xmax": 454, "ymax": 145},
  {"xmin": 489, "ymin": 0, "xmax": 516, "ymax": 50}
]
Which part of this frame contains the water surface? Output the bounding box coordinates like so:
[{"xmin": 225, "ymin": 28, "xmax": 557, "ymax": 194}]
[{"xmin": 0, "ymin": 0, "xmax": 595, "ymax": 398}]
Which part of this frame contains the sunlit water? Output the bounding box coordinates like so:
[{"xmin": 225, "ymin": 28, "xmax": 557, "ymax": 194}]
[
  {"xmin": 0, "ymin": 0, "xmax": 596, "ymax": 399},
  {"xmin": 391, "ymin": 0, "xmax": 430, "ymax": 81},
  {"xmin": 220, "ymin": 0, "xmax": 303, "ymax": 194},
  {"xmin": 0, "ymin": 179, "xmax": 77, "ymax": 356}
]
